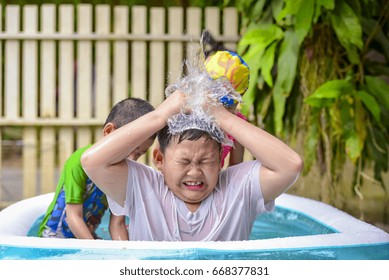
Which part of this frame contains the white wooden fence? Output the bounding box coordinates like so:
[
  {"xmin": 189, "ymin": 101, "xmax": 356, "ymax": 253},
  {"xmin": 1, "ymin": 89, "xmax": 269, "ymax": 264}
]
[{"xmin": 0, "ymin": 4, "xmax": 241, "ymax": 208}]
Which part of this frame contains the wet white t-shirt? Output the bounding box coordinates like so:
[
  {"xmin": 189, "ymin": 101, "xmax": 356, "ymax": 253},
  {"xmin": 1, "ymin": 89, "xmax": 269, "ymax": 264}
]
[{"xmin": 108, "ymin": 160, "xmax": 274, "ymax": 241}]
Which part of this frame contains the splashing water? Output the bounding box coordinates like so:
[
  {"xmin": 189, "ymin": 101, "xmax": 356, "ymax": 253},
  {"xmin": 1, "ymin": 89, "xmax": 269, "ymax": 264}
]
[{"xmin": 165, "ymin": 40, "xmax": 242, "ymax": 146}]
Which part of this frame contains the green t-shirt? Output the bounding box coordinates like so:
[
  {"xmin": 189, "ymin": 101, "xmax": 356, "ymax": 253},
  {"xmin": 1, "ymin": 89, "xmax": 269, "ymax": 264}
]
[{"xmin": 38, "ymin": 145, "xmax": 108, "ymax": 238}]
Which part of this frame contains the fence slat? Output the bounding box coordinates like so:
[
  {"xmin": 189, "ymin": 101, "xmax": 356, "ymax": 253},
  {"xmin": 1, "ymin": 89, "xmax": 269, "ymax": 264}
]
[
  {"xmin": 22, "ymin": 5, "xmax": 38, "ymax": 198},
  {"xmin": 185, "ymin": 7, "xmax": 201, "ymax": 69},
  {"xmin": 5, "ymin": 6, "xmax": 20, "ymax": 119},
  {"xmin": 147, "ymin": 7, "xmax": 166, "ymax": 166},
  {"xmin": 167, "ymin": 7, "xmax": 183, "ymax": 85},
  {"xmin": 223, "ymin": 7, "xmax": 238, "ymax": 51},
  {"xmin": 41, "ymin": 5, "xmax": 56, "ymax": 119},
  {"xmin": 205, "ymin": 7, "xmax": 220, "ymax": 38},
  {"xmin": 40, "ymin": 5, "xmax": 56, "ymax": 193},
  {"xmin": 131, "ymin": 6, "xmax": 147, "ymax": 101},
  {"xmin": 113, "ymin": 6, "xmax": 129, "ymax": 104},
  {"xmin": 40, "ymin": 5, "xmax": 57, "ymax": 194},
  {"xmin": 4, "ymin": 6, "xmax": 21, "ymax": 203},
  {"xmin": 94, "ymin": 5, "xmax": 111, "ymax": 141},
  {"xmin": 130, "ymin": 6, "xmax": 147, "ymax": 164},
  {"xmin": 76, "ymin": 4, "xmax": 93, "ymax": 149},
  {"xmin": 59, "ymin": 5, "xmax": 75, "ymax": 120},
  {"xmin": 150, "ymin": 8, "xmax": 165, "ymax": 107},
  {"xmin": 58, "ymin": 5, "xmax": 75, "ymax": 179}
]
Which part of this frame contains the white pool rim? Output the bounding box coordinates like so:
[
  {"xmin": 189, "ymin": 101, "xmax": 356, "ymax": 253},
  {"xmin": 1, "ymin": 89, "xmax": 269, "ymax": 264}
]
[{"xmin": 0, "ymin": 193, "xmax": 388, "ymax": 251}]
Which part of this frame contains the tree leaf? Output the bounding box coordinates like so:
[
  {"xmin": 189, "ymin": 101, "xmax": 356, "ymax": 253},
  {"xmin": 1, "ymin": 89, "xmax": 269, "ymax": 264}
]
[
  {"xmin": 365, "ymin": 76, "xmax": 389, "ymax": 110},
  {"xmin": 276, "ymin": 0, "xmax": 303, "ymax": 22},
  {"xmin": 294, "ymin": 0, "xmax": 314, "ymax": 43},
  {"xmin": 345, "ymin": 131, "xmax": 364, "ymax": 162},
  {"xmin": 304, "ymin": 80, "xmax": 353, "ymax": 107},
  {"xmin": 313, "ymin": 0, "xmax": 335, "ymax": 23},
  {"xmin": 258, "ymin": 88, "xmax": 273, "ymax": 121},
  {"xmin": 361, "ymin": 17, "xmax": 389, "ymax": 62},
  {"xmin": 274, "ymin": 31, "xmax": 299, "ymax": 94},
  {"xmin": 339, "ymin": 97, "xmax": 364, "ymax": 162},
  {"xmin": 273, "ymin": 31, "xmax": 299, "ymax": 136},
  {"xmin": 261, "ymin": 42, "xmax": 277, "ymax": 87},
  {"xmin": 271, "ymin": 0, "xmax": 285, "ymax": 23},
  {"xmin": 332, "ymin": 1, "xmax": 363, "ymax": 49},
  {"xmin": 241, "ymin": 70, "xmax": 259, "ymax": 116},
  {"xmin": 249, "ymin": 0, "xmax": 267, "ymax": 22},
  {"xmin": 330, "ymin": 1, "xmax": 363, "ymax": 64},
  {"xmin": 240, "ymin": 45, "xmax": 265, "ymax": 116},
  {"xmin": 239, "ymin": 24, "xmax": 284, "ymax": 48},
  {"xmin": 234, "ymin": 0, "xmax": 255, "ymax": 12},
  {"xmin": 242, "ymin": 44, "xmax": 265, "ymax": 70},
  {"xmin": 318, "ymin": 0, "xmax": 335, "ymax": 9},
  {"xmin": 357, "ymin": 90, "xmax": 381, "ymax": 124}
]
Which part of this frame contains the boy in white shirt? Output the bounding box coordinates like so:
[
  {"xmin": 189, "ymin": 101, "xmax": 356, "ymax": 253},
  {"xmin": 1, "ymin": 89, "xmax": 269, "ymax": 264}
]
[{"xmin": 81, "ymin": 87, "xmax": 303, "ymax": 241}]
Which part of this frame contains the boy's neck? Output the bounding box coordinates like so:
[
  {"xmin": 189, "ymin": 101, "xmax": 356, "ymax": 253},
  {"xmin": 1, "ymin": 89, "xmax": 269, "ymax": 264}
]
[{"xmin": 185, "ymin": 201, "xmax": 201, "ymax": 213}]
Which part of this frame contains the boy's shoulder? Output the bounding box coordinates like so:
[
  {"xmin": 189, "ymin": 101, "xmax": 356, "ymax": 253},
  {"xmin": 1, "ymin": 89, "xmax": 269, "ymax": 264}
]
[
  {"xmin": 69, "ymin": 144, "xmax": 92, "ymax": 158},
  {"xmin": 64, "ymin": 144, "xmax": 92, "ymax": 168},
  {"xmin": 60, "ymin": 145, "xmax": 92, "ymax": 186}
]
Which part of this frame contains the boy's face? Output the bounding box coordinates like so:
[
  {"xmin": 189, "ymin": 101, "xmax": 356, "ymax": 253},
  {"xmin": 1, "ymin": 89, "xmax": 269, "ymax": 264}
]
[
  {"xmin": 127, "ymin": 138, "xmax": 155, "ymax": 161},
  {"xmin": 155, "ymin": 136, "xmax": 221, "ymax": 211},
  {"xmin": 103, "ymin": 122, "xmax": 154, "ymax": 162}
]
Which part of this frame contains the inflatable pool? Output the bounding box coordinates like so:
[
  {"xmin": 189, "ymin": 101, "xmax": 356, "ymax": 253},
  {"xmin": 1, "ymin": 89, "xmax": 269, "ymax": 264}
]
[{"xmin": 0, "ymin": 193, "xmax": 388, "ymax": 260}]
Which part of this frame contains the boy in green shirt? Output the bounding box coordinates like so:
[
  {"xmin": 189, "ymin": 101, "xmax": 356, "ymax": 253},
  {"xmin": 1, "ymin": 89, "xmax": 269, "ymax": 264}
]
[{"xmin": 38, "ymin": 98, "xmax": 155, "ymax": 240}]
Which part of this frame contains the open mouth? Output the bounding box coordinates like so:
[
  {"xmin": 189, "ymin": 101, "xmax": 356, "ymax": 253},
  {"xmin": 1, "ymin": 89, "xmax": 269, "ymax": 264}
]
[{"xmin": 183, "ymin": 181, "xmax": 204, "ymax": 190}]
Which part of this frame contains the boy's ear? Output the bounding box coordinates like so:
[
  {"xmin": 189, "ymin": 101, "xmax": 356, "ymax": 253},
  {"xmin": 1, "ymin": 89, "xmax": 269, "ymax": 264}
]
[
  {"xmin": 103, "ymin": 122, "xmax": 115, "ymax": 136},
  {"xmin": 152, "ymin": 144, "xmax": 164, "ymax": 170}
]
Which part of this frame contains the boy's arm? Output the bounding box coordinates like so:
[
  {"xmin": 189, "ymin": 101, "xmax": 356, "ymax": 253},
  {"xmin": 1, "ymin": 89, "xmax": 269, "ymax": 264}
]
[
  {"xmin": 228, "ymin": 141, "xmax": 244, "ymax": 166},
  {"xmin": 225, "ymin": 111, "xmax": 246, "ymax": 167},
  {"xmin": 81, "ymin": 91, "xmax": 185, "ymax": 207},
  {"xmin": 109, "ymin": 213, "xmax": 129, "ymax": 240},
  {"xmin": 214, "ymin": 106, "xmax": 303, "ymax": 204},
  {"xmin": 66, "ymin": 203, "xmax": 95, "ymax": 239}
]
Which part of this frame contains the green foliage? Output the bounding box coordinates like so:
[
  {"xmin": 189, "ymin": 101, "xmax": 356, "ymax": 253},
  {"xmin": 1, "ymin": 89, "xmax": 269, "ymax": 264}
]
[{"xmin": 234, "ymin": 0, "xmax": 389, "ymax": 198}]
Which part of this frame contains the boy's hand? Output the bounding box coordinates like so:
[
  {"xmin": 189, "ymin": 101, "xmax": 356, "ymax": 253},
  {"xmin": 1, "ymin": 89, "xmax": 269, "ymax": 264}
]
[
  {"xmin": 206, "ymin": 99, "xmax": 230, "ymax": 120},
  {"xmin": 159, "ymin": 90, "xmax": 188, "ymax": 117}
]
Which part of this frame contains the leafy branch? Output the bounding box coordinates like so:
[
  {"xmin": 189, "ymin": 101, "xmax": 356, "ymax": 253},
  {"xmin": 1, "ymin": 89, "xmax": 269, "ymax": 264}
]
[{"xmin": 230, "ymin": 0, "xmax": 389, "ymax": 204}]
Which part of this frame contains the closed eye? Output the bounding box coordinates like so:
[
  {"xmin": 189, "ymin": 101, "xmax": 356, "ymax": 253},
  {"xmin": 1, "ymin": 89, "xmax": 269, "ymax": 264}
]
[
  {"xmin": 200, "ymin": 158, "xmax": 216, "ymax": 164},
  {"xmin": 176, "ymin": 159, "xmax": 191, "ymax": 165}
]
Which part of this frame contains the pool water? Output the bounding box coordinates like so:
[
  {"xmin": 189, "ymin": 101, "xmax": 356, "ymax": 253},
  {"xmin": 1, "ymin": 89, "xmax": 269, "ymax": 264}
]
[
  {"xmin": 248, "ymin": 206, "xmax": 337, "ymax": 240},
  {"xmin": 26, "ymin": 206, "xmax": 337, "ymax": 240},
  {"xmin": 1, "ymin": 206, "xmax": 389, "ymax": 260}
]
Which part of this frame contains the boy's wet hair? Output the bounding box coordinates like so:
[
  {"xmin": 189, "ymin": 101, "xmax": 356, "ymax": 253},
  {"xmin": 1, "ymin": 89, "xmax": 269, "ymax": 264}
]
[
  {"xmin": 158, "ymin": 126, "xmax": 221, "ymax": 153},
  {"xmin": 104, "ymin": 97, "xmax": 155, "ymax": 132}
]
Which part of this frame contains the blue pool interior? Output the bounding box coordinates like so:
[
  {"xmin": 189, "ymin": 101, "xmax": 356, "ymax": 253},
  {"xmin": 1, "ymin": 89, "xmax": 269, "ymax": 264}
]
[
  {"xmin": 25, "ymin": 206, "xmax": 338, "ymax": 240},
  {"xmin": 1, "ymin": 206, "xmax": 389, "ymax": 260}
]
